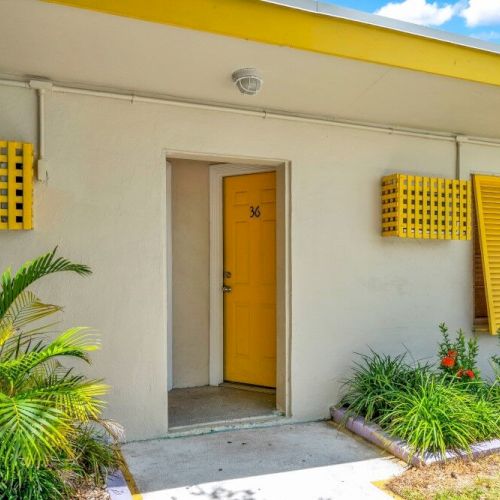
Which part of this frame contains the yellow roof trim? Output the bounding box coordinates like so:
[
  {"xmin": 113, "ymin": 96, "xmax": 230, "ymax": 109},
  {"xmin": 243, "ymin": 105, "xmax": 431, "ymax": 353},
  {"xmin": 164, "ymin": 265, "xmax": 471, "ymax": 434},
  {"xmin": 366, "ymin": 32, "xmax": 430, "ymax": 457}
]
[{"xmin": 42, "ymin": 0, "xmax": 500, "ymax": 87}]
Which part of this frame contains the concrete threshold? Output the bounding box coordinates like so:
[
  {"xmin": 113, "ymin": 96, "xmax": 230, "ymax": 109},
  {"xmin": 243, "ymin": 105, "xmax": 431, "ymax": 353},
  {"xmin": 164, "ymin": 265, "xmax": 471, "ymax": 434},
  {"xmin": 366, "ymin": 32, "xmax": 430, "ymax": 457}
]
[{"xmin": 219, "ymin": 382, "xmax": 276, "ymax": 394}]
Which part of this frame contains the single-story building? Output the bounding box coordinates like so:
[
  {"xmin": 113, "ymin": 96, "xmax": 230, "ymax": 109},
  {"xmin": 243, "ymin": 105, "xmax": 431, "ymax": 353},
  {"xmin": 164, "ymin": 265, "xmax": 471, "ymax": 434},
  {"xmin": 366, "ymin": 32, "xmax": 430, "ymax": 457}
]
[{"xmin": 1, "ymin": 0, "xmax": 500, "ymax": 442}]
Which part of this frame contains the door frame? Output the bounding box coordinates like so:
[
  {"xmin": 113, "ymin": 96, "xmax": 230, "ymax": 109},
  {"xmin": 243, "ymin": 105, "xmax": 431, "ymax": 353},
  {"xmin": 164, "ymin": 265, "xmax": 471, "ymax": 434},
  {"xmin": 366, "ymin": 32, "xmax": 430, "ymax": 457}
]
[{"xmin": 165, "ymin": 152, "xmax": 291, "ymax": 417}]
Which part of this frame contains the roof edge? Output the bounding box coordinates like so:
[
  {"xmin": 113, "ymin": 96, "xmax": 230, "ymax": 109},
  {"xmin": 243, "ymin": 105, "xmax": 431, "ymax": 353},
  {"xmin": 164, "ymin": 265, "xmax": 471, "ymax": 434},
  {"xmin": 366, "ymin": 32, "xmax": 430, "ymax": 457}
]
[
  {"xmin": 269, "ymin": 0, "xmax": 500, "ymax": 55},
  {"xmin": 41, "ymin": 0, "xmax": 500, "ymax": 87}
]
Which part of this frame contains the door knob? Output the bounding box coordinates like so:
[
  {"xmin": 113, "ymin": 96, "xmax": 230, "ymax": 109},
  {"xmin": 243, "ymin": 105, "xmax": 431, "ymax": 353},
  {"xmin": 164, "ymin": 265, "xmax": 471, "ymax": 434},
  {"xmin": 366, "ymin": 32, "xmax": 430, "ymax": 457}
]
[{"xmin": 222, "ymin": 285, "xmax": 232, "ymax": 293}]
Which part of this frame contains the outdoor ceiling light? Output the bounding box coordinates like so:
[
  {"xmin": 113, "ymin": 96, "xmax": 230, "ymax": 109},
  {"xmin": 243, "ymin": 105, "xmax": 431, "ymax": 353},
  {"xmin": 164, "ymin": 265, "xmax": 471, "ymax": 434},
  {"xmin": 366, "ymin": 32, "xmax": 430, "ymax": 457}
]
[{"xmin": 231, "ymin": 68, "xmax": 263, "ymax": 95}]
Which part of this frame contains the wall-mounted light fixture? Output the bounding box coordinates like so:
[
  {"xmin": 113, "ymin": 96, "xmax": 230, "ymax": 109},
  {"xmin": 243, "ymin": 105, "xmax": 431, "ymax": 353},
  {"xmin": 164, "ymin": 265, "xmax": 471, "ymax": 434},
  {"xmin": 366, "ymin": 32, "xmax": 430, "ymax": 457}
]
[{"xmin": 232, "ymin": 68, "xmax": 263, "ymax": 95}]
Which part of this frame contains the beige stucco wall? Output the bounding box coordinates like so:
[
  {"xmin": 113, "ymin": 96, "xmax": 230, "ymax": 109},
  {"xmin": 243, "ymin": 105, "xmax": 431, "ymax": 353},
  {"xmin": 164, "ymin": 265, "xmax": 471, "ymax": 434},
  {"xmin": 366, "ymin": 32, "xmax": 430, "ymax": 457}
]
[
  {"xmin": 0, "ymin": 84, "xmax": 499, "ymax": 440},
  {"xmin": 171, "ymin": 159, "xmax": 210, "ymax": 388}
]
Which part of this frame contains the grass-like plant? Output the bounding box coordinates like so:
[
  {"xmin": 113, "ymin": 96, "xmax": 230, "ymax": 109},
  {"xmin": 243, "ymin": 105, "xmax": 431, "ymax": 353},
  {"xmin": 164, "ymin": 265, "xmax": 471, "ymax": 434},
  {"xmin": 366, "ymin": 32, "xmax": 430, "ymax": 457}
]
[
  {"xmin": 339, "ymin": 325, "xmax": 500, "ymax": 459},
  {"xmin": 339, "ymin": 351, "xmax": 411, "ymax": 422},
  {"xmin": 0, "ymin": 249, "xmax": 121, "ymax": 499},
  {"xmin": 379, "ymin": 371, "xmax": 500, "ymax": 458}
]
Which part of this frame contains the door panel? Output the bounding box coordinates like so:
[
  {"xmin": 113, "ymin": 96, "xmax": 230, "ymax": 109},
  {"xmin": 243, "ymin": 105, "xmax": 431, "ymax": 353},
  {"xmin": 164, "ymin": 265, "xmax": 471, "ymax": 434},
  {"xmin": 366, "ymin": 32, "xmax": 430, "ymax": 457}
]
[{"xmin": 223, "ymin": 172, "xmax": 276, "ymax": 388}]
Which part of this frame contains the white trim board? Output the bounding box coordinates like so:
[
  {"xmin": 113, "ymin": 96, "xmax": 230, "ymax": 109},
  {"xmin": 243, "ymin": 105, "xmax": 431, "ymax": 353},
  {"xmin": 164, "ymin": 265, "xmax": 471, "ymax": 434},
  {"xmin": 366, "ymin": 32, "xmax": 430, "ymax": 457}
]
[{"xmin": 165, "ymin": 159, "xmax": 173, "ymax": 391}]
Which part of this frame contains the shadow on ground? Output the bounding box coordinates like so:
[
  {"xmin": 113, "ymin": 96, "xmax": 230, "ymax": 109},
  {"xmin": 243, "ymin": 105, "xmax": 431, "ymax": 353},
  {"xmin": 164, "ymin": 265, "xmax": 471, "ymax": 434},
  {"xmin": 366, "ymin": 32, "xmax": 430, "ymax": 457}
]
[{"xmin": 122, "ymin": 421, "xmax": 403, "ymax": 499}]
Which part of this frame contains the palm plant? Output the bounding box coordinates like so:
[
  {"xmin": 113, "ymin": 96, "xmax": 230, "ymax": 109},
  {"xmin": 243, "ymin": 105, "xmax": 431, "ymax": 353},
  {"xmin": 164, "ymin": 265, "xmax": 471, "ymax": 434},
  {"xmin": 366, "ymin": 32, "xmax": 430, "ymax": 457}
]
[{"xmin": 0, "ymin": 249, "xmax": 120, "ymax": 499}]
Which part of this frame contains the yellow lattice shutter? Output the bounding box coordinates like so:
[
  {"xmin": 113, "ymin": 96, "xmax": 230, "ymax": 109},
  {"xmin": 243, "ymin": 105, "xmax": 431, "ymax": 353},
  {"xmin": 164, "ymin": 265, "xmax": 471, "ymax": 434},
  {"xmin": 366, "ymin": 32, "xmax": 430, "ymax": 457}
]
[
  {"xmin": 381, "ymin": 174, "xmax": 471, "ymax": 240},
  {"xmin": 474, "ymin": 175, "xmax": 500, "ymax": 335},
  {"xmin": 0, "ymin": 140, "xmax": 33, "ymax": 230}
]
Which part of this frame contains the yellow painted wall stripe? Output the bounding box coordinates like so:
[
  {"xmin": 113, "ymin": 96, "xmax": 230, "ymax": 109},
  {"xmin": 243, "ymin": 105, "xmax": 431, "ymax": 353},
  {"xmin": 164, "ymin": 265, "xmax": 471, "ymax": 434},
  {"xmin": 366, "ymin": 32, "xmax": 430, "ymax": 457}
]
[{"xmin": 42, "ymin": 0, "xmax": 500, "ymax": 87}]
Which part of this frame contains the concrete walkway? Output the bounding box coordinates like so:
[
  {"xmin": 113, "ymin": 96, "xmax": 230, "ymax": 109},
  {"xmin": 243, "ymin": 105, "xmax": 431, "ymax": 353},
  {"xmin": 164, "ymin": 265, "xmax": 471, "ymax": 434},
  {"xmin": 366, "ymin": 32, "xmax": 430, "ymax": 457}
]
[{"xmin": 122, "ymin": 421, "xmax": 405, "ymax": 499}]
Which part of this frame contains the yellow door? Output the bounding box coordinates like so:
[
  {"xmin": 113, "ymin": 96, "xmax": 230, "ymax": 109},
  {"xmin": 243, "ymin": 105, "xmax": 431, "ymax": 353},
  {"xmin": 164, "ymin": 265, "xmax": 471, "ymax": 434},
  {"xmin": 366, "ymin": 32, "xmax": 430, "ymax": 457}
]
[{"xmin": 223, "ymin": 172, "xmax": 276, "ymax": 388}]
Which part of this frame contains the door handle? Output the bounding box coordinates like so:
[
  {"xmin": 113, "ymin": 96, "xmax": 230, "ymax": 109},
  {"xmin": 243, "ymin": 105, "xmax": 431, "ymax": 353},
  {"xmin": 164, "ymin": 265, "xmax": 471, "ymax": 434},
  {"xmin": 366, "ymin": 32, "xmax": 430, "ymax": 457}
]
[{"xmin": 222, "ymin": 285, "xmax": 232, "ymax": 293}]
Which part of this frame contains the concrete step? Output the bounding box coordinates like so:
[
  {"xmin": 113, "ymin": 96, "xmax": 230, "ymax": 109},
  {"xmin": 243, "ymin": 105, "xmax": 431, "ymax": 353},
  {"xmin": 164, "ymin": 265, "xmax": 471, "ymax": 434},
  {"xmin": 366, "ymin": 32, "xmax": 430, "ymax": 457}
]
[{"xmin": 167, "ymin": 411, "xmax": 286, "ymax": 438}]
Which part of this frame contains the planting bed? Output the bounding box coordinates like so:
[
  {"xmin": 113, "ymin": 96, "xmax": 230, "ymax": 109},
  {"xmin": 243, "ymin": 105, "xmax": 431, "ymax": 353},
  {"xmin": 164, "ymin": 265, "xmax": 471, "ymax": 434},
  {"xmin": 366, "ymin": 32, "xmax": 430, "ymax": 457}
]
[{"xmin": 331, "ymin": 406, "xmax": 500, "ymax": 467}]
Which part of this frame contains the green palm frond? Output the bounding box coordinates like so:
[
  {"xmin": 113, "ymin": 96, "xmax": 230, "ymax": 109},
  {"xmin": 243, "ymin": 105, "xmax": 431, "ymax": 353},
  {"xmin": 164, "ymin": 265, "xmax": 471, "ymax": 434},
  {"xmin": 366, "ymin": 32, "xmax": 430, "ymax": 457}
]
[
  {"xmin": 0, "ymin": 393, "xmax": 72, "ymax": 468},
  {"xmin": 26, "ymin": 374, "xmax": 108, "ymax": 421},
  {"xmin": 0, "ymin": 323, "xmax": 15, "ymax": 348},
  {"xmin": 28, "ymin": 358, "xmax": 64, "ymax": 382},
  {"xmin": 1, "ymin": 290, "xmax": 61, "ymax": 330},
  {"xmin": 0, "ymin": 328, "xmax": 99, "ymax": 391},
  {"xmin": 0, "ymin": 291, "xmax": 63, "ymax": 361},
  {"xmin": 0, "ymin": 248, "xmax": 91, "ymax": 321},
  {"xmin": 0, "ymin": 251, "xmax": 116, "ymax": 497}
]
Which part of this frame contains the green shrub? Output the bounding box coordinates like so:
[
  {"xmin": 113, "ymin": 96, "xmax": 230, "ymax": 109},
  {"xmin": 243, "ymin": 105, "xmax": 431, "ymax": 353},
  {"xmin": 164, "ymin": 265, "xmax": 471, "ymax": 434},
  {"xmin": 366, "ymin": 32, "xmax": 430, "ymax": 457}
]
[
  {"xmin": 339, "ymin": 325, "xmax": 500, "ymax": 459},
  {"xmin": 0, "ymin": 462, "xmax": 70, "ymax": 500},
  {"xmin": 379, "ymin": 371, "xmax": 500, "ymax": 458},
  {"xmin": 0, "ymin": 249, "xmax": 120, "ymax": 499},
  {"xmin": 71, "ymin": 423, "xmax": 123, "ymax": 486},
  {"xmin": 339, "ymin": 351, "xmax": 412, "ymax": 422}
]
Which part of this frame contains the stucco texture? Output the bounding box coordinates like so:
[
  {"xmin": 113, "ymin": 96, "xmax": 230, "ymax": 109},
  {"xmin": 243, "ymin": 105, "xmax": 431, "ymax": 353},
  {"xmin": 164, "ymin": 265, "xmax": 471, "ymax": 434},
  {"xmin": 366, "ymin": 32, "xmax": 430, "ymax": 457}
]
[
  {"xmin": 0, "ymin": 84, "xmax": 498, "ymax": 440},
  {"xmin": 171, "ymin": 159, "xmax": 210, "ymax": 388}
]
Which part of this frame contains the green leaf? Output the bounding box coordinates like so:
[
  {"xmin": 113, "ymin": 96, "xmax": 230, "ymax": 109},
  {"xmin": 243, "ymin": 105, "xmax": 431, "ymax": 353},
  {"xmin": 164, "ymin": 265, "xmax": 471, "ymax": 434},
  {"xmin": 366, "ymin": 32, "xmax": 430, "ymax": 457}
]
[
  {"xmin": 1, "ymin": 290, "xmax": 61, "ymax": 330},
  {"xmin": 0, "ymin": 327, "xmax": 99, "ymax": 389},
  {"xmin": 0, "ymin": 248, "xmax": 91, "ymax": 322}
]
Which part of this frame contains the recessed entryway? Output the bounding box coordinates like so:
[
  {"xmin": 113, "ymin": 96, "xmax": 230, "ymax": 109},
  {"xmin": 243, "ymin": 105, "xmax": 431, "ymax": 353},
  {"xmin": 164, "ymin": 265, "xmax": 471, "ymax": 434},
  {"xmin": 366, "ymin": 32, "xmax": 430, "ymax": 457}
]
[
  {"xmin": 168, "ymin": 385, "xmax": 276, "ymax": 428},
  {"xmin": 165, "ymin": 154, "xmax": 290, "ymax": 430}
]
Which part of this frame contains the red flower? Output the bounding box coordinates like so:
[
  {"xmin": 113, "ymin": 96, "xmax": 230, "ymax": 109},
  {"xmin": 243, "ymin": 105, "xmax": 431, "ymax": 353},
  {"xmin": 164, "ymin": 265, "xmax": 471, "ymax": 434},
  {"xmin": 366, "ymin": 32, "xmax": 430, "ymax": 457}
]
[
  {"xmin": 464, "ymin": 369, "xmax": 475, "ymax": 379},
  {"xmin": 441, "ymin": 356, "xmax": 455, "ymax": 368},
  {"xmin": 456, "ymin": 369, "xmax": 464, "ymax": 378},
  {"xmin": 448, "ymin": 350, "xmax": 458, "ymax": 359}
]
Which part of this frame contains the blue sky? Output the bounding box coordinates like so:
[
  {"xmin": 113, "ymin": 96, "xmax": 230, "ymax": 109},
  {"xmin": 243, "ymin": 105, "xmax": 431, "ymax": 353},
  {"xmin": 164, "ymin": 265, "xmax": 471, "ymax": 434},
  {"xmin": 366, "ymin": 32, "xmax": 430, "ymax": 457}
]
[{"xmin": 320, "ymin": 1, "xmax": 500, "ymax": 43}]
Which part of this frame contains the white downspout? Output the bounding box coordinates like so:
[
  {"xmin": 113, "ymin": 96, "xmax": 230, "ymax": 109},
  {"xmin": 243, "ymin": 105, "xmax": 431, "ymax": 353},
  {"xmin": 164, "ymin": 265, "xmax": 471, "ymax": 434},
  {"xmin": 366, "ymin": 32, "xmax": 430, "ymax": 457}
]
[
  {"xmin": 455, "ymin": 135, "xmax": 468, "ymax": 180},
  {"xmin": 29, "ymin": 79, "xmax": 52, "ymax": 182}
]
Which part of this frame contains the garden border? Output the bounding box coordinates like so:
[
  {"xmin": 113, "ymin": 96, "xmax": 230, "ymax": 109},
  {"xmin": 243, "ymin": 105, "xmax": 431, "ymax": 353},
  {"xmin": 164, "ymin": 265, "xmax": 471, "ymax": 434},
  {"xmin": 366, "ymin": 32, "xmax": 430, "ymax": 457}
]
[
  {"xmin": 331, "ymin": 406, "xmax": 500, "ymax": 467},
  {"xmin": 107, "ymin": 469, "xmax": 135, "ymax": 500}
]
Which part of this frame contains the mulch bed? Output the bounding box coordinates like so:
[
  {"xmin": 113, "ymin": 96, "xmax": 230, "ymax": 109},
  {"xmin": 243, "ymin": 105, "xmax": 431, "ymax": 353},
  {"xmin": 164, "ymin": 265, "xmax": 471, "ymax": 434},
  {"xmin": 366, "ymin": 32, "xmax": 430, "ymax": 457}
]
[
  {"xmin": 73, "ymin": 482, "xmax": 110, "ymax": 500},
  {"xmin": 388, "ymin": 453, "xmax": 500, "ymax": 499}
]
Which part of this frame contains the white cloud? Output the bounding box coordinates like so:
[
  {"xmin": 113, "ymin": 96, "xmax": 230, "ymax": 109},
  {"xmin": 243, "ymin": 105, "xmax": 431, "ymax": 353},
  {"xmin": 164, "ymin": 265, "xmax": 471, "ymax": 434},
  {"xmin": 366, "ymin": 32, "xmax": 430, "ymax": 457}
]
[
  {"xmin": 375, "ymin": 0, "xmax": 460, "ymax": 27},
  {"xmin": 461, "ymin": 0, "xmax": 500, "ymax": 27},
  {"xmin": 470, "ymin": 30, "xmax": 500, "ymax": 40}
]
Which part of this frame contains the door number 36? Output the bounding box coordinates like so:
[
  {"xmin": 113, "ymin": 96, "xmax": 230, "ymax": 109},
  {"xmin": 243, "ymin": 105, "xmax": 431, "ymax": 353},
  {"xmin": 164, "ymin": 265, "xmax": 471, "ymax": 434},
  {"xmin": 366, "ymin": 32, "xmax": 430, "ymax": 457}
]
[{"xmin": 250, "ymin": 206, "xmax": 261, "ymax": 218}]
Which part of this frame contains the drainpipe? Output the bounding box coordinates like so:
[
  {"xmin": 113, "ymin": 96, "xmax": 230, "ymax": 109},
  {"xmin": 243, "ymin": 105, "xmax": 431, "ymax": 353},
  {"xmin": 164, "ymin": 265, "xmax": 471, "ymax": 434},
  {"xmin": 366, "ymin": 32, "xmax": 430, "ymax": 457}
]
[
  {"xmin": 455, "ymin": 135, "xmax": 468, "ymax": 180},
  {"xmin": 29, "ymin": 79, "xmax": 52, "ymax": 182},
  {"xmin": 2, "ymin": 77, "xmax": 500, "ymax": 151}
]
